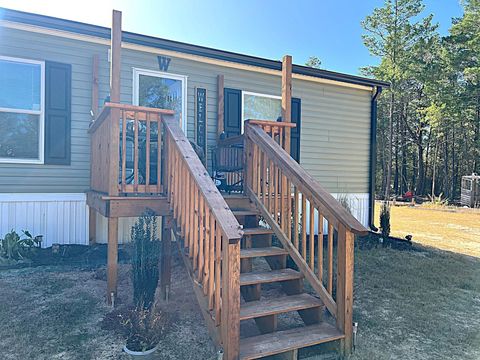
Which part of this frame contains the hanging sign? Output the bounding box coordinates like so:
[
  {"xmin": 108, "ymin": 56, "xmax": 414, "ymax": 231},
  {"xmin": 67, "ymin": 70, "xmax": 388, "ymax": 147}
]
[{"xmin": 195, "ymin": 87, "xmax": 207, "ymax": 161}]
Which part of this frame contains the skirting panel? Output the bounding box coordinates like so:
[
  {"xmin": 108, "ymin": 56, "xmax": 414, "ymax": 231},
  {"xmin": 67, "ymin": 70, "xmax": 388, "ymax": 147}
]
[{"xmin": 0, "ymin": 193, "xmax": 88, "ymax": 247}]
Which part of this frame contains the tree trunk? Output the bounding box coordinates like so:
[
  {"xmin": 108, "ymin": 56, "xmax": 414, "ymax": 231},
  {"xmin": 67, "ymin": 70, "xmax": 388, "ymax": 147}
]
[{"xmin": 385, "ymin": 90, "xmax": 395, "ymax": 200}]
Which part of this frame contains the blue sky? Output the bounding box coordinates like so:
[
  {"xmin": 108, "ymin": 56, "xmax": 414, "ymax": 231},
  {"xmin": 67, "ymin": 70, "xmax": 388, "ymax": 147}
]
[{"xmin": 0, "ymin": 0, "xmax": 464, "ymax": 75}]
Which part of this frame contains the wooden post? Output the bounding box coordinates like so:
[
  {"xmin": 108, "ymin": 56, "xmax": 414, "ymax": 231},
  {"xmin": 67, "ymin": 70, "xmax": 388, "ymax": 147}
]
[
  {"xmin": 107, "ymin": 217, "xmax": 119, "ymax": 305},
  {"xmin": 91, "ymin": 54, "xmax": 99, "ymax": 119},
  {"xmin": 336, "ymin": 225, "xmax": 354, "ymax": 355},
  {"xmin": 221, "ymin": 239, "xmax": 240, "ymax": 359},
  {"xmin": 108, "ymin": 10, "xmax": 122, "ymax": 196},
  {"xmin": 88, "ymin": 207, "xmax": 96, "ymax": 245},
  {"xmin": 161, "ymin": 216, "xmax": 173, "ymax": 301},
  {"xmin": 281, "ymin": 55, "xmax": 292, "ymax": 153},
  {"xmin": 110, "ymin": 10, "xmax": 122, "ymax": 104},
  {"xmin": 217, "ymin": 75, "xmax": 225, "ymax": 139}
]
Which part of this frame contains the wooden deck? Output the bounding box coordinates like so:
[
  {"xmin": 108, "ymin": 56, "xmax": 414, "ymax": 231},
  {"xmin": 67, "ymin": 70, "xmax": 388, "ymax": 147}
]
[{"xmin": 87, "ymin": 11, "xmax": 365, "ymax": 359}]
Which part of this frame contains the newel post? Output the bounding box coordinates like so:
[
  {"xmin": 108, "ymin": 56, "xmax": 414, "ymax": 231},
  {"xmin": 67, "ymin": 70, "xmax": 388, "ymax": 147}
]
[
  {"xmin": 336, "ymin": 224, "xmax": 354, "ymax": 355},
  {"xmin": 221, "ymin": 237, "xmax": 241, "ymax": 359},
  {"xmin": 108, "ymin": 9, "xmax": 122, "ymax": 197}
]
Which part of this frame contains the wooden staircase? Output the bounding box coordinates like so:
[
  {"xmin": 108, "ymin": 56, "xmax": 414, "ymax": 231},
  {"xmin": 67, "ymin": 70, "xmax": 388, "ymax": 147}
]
[
  {"xmin": 227, "ymin": 196, "xmax": 344, "ymax": 359},
  {"xmin": 163, "ymin": 118, "xmax": 368, "ymax": 360}
]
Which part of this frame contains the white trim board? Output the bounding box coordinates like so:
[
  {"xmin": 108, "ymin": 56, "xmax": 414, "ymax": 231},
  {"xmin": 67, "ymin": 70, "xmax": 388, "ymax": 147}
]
[
  {"xmin": 132, "ymin": 67, "xmax": 188, "ymax": 131},
  {"xmin": 0, "ymin": 55, "xmax": 45, "ymax": 164}
]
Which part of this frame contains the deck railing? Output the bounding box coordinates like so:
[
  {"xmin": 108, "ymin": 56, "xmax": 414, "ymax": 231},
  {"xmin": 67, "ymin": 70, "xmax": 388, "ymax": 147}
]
[
  {"xmin": 163, "ymin": 117, "xmax": 243, "ymax": 359},
  {"xmin": 88, "ymin": 103, "xmax": 175, "ymax": 195},
  {"xmin": 244, "ymin": 120, "xmax": 368, "ymax": 355}
]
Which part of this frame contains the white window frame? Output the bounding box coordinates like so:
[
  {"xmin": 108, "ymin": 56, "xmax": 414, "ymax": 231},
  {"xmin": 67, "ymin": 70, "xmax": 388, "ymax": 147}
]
[
  {"xmin": 132, "ymin": 68, "xmax": 188, "ymax": 131},
  {"xmin": 241, "ymin": 91, "xmax": 281, "ymax": 133},
  {"xmin": 0, "ymin": 55, "xmax": 45, "ymax": 164}
]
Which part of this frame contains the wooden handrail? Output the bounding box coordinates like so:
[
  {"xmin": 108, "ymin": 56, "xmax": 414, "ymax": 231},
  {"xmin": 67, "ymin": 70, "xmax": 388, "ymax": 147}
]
[
  {"xmin": 244, "ymin": 121, "xmax": 364, "ymax": 355},
  {"xmin": 164, "ymin": 118, "xmax": 243, "ymax": 241},
  {"xmin": 163, "ymin": 117, "xmax": 242, "ymax": 358},
  {"xmin": 246, "ymin": 119, "xmax": 296, "ymax": 128},
  {"xmin": 245, "ymin": 124, "xmax": 367, "ymax": 235}
]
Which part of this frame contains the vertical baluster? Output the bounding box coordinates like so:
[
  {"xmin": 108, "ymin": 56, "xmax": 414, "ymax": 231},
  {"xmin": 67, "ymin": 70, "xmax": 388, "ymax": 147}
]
[
  {"xmin": 301, "ymin": 194, "xmax": 307, "ymax": 259},
  {"xmin": 146, "ymin": 112, "xmax": 150, "ymax": 188},
  {"xmin": 273, "ymin": 164, "xmax": 278, "ymax": 223},
  {"xmin": 317, "ymin": 213, "xmax": 324, "ymax": 282},
  {"xmin": 327, "ymin": 222, "xmax": 334, "ymax": 295},
  {"xmin": 198, "ymin": 196, "xmax": 205, "ymax": 282},
  {"xmin": 279, "ymin": 170, "xmax": 285, "ymax": 230},
  {"xmin": 157, "ymin": 114, "xmax": 162, "ymax": 193},
  {"xmin": 214, "ymin": 225, "xmax": 221, "ymax": 326},
  {"xmin": 293, "ymin": 187, "xmax": 299, "ymax": 249},
  {"xmin": 208, "ymin": 212, "xmax": 215, "ymax": 306},
  {"xmin": 192, "ymin": 187, "xmax": 198, "ymax": 263},
  {"xmin": 203, "ymin": 205, "xmax": 210, "ymax": 293},
  {"xmin": 279, "ymin": 126, "xmax": 284, "ymax": 148},
  {"xmin": 121, "ymin": 110, "xmax": 126, "ymax": 192},
  {"xmin": 185, "ymin": 171, "xmax": 191, "ymax": 248},
  {"xmin": 287, "ymin": 179, "xmax": 292, "ymax": 239},
  {"xmin": 262, "ymin": 152, "xmax": 267, "ymax": 205},
  {"xmin": 134, "ymin": 111, "xmax": 139, "ymax": 192},
  {"xmin": 309, "ymin": 202, "xmax": 315, "ymax": 270},
  {"xmin": 268, "ymin": 158, "xmax": 273, "ymax": 214},
  {"xmin": 189, "ymin": 176, "xmax": 195, "ymax": 253}
]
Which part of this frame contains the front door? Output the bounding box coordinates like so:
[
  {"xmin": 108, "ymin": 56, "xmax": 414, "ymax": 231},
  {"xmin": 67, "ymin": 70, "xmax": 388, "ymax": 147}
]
[{"xmin": 133, "ymin": 68, "xmax": 187, "ymax": 130}]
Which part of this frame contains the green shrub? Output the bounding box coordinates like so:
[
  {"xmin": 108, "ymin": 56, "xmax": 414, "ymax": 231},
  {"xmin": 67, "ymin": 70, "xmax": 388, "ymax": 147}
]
[
  {"xmin": 131, "ymin": 210, "xmax": 161, "ymax": 310},
  {"xmin": 0, "ymin": 230, "xmax": 42, "ymax": 260},
  {"xmin": 379, "ymin": 202, "xmax": 391, "ymax": 238}
]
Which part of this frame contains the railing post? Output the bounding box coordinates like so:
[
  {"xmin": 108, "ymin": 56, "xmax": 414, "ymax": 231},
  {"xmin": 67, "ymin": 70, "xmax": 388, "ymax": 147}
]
[
  {"xmin": 243, "ymin": 126, "xmax": 252, "ymax": 193},
  {"xmin": 221, "ymin": 237, "xmax": 241, "ymax": 360},
  {"xmin": 336, "ymin": 224, "xmax": 354, "ymax": 356}
]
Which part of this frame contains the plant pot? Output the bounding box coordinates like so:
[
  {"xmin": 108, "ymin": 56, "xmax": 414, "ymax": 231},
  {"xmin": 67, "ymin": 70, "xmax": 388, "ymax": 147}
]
[{"xmin": 123, "ymin": 344, "xmax": 159, "ymax": 359}]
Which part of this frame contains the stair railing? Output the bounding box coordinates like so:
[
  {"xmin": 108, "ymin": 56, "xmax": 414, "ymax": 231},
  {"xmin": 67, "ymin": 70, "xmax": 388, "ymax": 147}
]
[
  {"xmin": 244, "ymin": 120, "xmax": 368, "ymax": 355},
  {"xmin": 163, "ymin": 117, "xmax": 243, "ymax": 360}
]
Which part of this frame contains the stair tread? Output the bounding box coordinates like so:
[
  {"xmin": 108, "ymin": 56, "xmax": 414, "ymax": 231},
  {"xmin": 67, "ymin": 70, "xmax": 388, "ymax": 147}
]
[
  {"xmin": 240, "ymin": 247, "xmax": 287, "ymax": 258},
  {"xmin": 240, "ymin": 293, "xmax": 323, "ymax": 320},
  {"xmin": 233, "ymin": 209, "xmax": 259, "ymax": 216},
  {"xmin": 240, "ymin": 269, "xmax": 303, "ymax": 286},
  {"xmin": 242, "ymin": 227, "xmax": 274, "ymax": 236},
  {"xmin": 239, "ymin": 323, "xmax": 344, "ymax": 360}
]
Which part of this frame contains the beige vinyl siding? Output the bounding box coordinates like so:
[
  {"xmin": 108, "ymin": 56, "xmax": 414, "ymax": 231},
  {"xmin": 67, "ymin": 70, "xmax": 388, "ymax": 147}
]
[
  {"xmin": 0, "ymin": 25, "xmax": 372, "ymax": 195},
  {"xmin": 0, "ymin": 27, "xmax": 109, "ymax": 193}
]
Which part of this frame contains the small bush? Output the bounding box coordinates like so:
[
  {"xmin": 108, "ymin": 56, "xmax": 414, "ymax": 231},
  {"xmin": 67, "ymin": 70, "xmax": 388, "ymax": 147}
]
[
  {"xmin": 0, "ymin": 230, "xmax": 42, "ymax": 261},
  {"xmin": 379, "ymin": 202, "xmax": 391, "ymax": 238},
  {"xmin": 131, "ymin": 210, "xmax": 161, "ymax": 310}
]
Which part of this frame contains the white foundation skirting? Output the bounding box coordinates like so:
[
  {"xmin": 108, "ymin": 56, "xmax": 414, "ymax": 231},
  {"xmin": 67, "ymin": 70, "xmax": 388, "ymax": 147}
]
[{"xmin": 0, "ymin": 193, "xmax": 88, "ymax": 247}]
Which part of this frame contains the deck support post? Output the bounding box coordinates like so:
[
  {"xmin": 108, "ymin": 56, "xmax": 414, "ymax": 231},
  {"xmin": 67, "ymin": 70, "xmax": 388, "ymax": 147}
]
[
  {"xmin": 107, "ymin": 217, "xmax": 119, "ymax": 305},
  {"xmin": 221, "ymin": 239, "xmax": 241, "ymax": 360},
  {"xmin": 88, "ymin": 206, "xmax": 96, "ymax": 245},
  {"xmin": 336, "ymin": 225, "xmax": 354, "ymax": 356},
  {"xmin": 160, "ymin": 216, "xmax": 173, "ymax": 301}
]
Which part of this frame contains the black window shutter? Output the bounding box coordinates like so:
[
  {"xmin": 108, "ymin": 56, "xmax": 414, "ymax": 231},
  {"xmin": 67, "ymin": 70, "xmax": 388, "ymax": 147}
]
[
  {"xmin": 290, "ymin": 97, "xmax": 301, "ymax": 162},
  {"xmin": 44, "ymin": 61, "xmax": 72, "ymax": 165},
  {"xmin": 223, "ymin": 88, "xmax": 242, "ymax": 137}
]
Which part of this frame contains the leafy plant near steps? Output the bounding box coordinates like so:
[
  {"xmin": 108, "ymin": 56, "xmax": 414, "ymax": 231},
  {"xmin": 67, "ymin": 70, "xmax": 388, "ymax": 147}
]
[
  {"xmin": 131, "ymin": 210, "xmax": 161, "ymax": 310},
  {"xmin": 379, "ymin": 202, "xmax": 391, "ymax": 238},
  {"xmin": 0, "ymin": 230, "xmax": 42, "ymax": 261}
]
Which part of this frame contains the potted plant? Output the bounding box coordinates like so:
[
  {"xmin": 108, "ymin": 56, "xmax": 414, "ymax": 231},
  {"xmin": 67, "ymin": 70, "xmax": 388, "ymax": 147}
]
[{"xmin": 123, "ymin": 210, "xmax": 166, "ymax": 357}]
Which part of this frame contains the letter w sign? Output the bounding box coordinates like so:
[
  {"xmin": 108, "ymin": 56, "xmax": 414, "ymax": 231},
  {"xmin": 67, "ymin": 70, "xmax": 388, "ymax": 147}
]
[{"xmin": 157, "ymin": 56, "xmax": 171, "ymax": 71}]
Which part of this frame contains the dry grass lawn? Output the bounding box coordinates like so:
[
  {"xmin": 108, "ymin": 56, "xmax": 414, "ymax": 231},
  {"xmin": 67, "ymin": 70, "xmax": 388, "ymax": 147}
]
[{"xmin": 375, "ymin": 202, "xmax": 480, "ymax": 257}]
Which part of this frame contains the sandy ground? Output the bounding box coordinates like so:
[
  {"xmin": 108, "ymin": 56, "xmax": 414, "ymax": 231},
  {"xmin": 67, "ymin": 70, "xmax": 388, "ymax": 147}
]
[
  {"xmin": 1, "ymin": 243, "xmax": 479, "ymax": 359},
  {"xmin": 374, "ymin": 202, "xmax": 480, "ymax": 257},
  {"xmin": 0, "ymin": 251, "xmax": 217, "ymax": 360}
]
